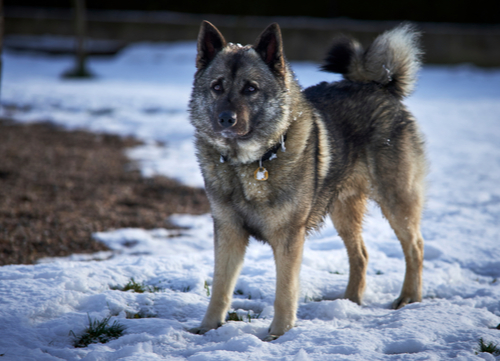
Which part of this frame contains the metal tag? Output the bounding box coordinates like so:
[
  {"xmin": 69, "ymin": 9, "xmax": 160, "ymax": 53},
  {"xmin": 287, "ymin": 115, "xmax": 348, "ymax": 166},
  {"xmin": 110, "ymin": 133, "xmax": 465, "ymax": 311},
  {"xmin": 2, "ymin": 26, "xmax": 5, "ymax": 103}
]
[{"xmin": 254, "ymin": 167, "xmax": 269, "ymax": 181}]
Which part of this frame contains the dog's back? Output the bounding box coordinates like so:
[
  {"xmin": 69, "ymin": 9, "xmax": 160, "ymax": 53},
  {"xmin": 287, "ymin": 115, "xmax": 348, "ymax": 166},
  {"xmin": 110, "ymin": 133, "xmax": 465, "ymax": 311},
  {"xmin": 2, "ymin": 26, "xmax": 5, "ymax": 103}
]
[
  {"xmin": 304, "ymin": 23, "xmax": 426, "ymax": 224},
  {"xmin": 306, "ymin": 23, "xmax": 422, "ymax": 142}
]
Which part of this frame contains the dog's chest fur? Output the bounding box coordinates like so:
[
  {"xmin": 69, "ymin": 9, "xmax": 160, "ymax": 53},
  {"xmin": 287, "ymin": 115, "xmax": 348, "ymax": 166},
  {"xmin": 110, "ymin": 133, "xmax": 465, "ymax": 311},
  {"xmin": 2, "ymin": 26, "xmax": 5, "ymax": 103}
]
[
  {"xmin": 234, "ymin": 164, "xmax": 273, "ymax": 201},
  {"xmin": 207, "ymin": 154, "xmax": 278, "ymax": 202}
]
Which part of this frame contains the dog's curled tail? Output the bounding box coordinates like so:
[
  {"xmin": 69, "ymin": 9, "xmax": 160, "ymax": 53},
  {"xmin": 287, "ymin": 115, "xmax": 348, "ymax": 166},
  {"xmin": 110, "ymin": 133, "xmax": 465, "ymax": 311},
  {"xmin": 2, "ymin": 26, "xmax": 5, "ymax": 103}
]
[{"xmin": 321, "ymin": 23, "xmax": 422, "ymax": 98}]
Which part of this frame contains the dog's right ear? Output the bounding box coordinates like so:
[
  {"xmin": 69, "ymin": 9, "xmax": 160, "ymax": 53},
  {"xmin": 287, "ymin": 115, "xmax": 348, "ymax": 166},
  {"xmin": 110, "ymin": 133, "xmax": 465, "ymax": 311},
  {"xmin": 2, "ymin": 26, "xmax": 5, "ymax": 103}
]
[{"xmin": 196, "ymin": 21, "xmax": 227, "ymax": 70}]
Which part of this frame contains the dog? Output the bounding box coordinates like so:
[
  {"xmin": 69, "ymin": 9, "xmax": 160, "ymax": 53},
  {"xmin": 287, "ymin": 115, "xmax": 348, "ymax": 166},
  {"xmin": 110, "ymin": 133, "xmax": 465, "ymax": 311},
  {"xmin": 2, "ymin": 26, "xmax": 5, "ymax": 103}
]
[{"xmin": 188, "ymin": 21, "xmax": 426, "ymax": 340}]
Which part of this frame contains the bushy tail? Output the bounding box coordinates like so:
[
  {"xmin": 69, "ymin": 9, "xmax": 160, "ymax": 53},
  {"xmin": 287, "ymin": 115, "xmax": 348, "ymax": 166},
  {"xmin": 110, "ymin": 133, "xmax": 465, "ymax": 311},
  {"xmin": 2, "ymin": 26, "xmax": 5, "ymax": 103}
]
[{"xmin": 321, "ymin": 23, "xmax": 422, "ymax": 98}]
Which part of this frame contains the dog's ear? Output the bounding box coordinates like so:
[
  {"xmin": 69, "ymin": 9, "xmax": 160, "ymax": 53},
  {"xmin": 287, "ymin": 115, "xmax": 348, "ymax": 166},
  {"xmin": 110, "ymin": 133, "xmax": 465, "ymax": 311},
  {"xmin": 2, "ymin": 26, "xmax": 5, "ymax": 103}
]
[
  {"xmin": 254, "ymin": 23, "xmax": 286, "ymax": 77},
  {"xmin": 196, "ymin": 21, "xmax": 227, "ymax": 70}
]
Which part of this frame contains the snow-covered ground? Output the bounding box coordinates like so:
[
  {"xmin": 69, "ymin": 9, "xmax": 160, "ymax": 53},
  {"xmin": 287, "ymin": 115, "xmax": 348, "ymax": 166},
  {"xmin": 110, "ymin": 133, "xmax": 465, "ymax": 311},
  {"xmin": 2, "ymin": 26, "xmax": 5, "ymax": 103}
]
[{"xmin": 1, "ymin": 39, "xmax": 499, "ymax": 360}]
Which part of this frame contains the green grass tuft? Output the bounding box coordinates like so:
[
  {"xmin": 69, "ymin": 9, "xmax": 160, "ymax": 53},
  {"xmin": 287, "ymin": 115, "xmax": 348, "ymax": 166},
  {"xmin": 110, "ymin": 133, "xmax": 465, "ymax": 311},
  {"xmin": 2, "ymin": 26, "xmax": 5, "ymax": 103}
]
[
  {"xmin": 125, "ymin": 310, "xmax": 156, "ymax": 319},
  {"xmin": 111, "ymin": 278, "xmax": 162, "ymax": 293},
  {"xmin": 227, "ymin": 311, "xmax": 243, "ymax": 322},
  {"xmin": 126, "ymin": 312, "xmax": 143, "ymax": 319},
  {"xmin": 204, "ymin": 280, "xmax": 211, "ymax": 297},
  {"xmin": 70, "ymin": 315, "xmax": 126, "ymax": 348},
  {"xmin": 226, "ymin": 310, "xmax": 261, "ymax": 323},
  {"xmin": 247, "ymin": 311, "xmax": 261, "ymax": 322},
  {"xmin": 303, "ymin": 294, "xmax": 323, "ymax": 303},
  {"xmin": 478, "ymin": 338, "xmax": 500, "ymax": 355}
]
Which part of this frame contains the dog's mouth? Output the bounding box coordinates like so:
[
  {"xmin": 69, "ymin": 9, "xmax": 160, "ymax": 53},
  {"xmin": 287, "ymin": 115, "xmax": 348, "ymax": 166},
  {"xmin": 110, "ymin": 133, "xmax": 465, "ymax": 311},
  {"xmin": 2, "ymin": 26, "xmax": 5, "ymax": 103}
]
[{"xmin": 216, "ymin": 128, "xmax": 253, "ymax": 140}]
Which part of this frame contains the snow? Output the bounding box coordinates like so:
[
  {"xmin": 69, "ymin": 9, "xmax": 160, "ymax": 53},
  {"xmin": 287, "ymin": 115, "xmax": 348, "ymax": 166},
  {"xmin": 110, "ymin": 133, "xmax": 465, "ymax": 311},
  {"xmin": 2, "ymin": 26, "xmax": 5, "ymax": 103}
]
[{"xmin": 1, "ymin": 39, "xmax": 500, "ymax": 360}]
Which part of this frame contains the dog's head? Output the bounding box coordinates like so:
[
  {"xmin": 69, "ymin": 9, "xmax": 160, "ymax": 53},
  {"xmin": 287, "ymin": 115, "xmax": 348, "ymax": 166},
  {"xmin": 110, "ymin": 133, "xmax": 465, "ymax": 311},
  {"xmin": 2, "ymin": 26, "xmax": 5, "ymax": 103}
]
[{"xmin": 189, "ymin": 21, "xmax": 294, "ymax": 164}]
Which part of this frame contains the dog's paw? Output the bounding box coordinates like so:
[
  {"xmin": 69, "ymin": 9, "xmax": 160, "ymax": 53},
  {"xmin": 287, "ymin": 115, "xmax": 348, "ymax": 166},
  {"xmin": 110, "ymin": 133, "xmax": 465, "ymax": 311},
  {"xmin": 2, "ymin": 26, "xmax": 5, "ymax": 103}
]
[
  {"xmin": 187, "ymin": 321, "xmax": 223, "ymax": 335},
  {"xmin": 343, "ymin": 292, "xmax": 362, "ymax": 306},
  {"xmin": 187, "ymin": 326, "xmax": 210, "ymax": 335},
  {"xmin": 392, "ymin": 295, "xmax": 419, "ymax": 309},
  {"xmin": 262, "ymin": 334, "xmax": 280, "ymax": 342}
]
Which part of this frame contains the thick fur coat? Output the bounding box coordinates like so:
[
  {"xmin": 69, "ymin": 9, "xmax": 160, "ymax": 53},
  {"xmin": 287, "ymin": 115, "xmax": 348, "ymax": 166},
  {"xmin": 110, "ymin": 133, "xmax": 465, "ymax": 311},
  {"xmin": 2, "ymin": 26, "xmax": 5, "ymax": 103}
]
[{"xmin": 188, "ymin": 21, "xmax": 426, "ymax": 340}]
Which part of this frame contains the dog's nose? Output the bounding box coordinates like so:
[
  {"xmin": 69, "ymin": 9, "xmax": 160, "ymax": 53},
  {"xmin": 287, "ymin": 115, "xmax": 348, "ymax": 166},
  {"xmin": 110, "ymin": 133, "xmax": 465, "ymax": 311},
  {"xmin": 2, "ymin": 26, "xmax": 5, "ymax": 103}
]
[{"xmin": 218, "ymin": 111, "xmax": 237, "ymax": 128}]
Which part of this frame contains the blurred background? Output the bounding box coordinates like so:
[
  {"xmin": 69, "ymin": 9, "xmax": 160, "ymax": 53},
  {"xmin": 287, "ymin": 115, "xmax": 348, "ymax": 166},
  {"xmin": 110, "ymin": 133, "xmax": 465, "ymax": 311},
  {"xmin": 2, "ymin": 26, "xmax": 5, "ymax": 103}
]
[
  {"xmin": 1, "ymin": 1, "xmax": 500, "ymax": 266},
  {"xmin": 4, "ymin": 0, "xmax": 500, "ymax": 66}
]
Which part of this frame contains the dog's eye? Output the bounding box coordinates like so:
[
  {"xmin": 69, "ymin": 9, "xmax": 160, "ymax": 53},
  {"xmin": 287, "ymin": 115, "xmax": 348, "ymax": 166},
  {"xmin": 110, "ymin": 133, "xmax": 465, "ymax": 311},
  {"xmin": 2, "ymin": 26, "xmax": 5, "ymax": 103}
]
[
  {"xmin": 244, "ymin": 85, "xmax": 257, "ymax": 94},
  {"xmin": 212, "ymin": 83, "xmax": 223, "ymax": 92}
]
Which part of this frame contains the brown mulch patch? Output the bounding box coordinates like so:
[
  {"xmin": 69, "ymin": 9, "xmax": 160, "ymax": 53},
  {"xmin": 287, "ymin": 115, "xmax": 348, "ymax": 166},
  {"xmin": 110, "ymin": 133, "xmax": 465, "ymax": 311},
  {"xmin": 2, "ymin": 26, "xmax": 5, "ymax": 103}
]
[{"xmin": 0, "ymin": 119, "xmax": 210, "ymax": 265}]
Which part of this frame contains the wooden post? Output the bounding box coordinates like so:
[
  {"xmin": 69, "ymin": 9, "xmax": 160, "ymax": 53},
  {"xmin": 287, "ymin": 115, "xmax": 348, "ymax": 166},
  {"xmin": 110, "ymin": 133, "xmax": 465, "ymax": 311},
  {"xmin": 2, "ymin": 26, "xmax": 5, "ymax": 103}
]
[
  {"xmin": 63, "ymin": 0, "xmax": 93, "ymax": 78},
  {"xmin": 0, "ymin": 0, "xmax": 4, "ymax": 98}
]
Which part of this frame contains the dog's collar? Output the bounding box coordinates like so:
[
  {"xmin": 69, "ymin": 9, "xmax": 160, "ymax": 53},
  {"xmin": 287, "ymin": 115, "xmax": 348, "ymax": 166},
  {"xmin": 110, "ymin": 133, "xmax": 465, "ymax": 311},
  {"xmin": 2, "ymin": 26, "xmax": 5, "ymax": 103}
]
[
  {"xmin": 220, "ymin": 134, "xmax": 287, "ymax": 181},
  {"xmin": 261, "ymin": 133, "xmax": 287, "ymax": 161}
]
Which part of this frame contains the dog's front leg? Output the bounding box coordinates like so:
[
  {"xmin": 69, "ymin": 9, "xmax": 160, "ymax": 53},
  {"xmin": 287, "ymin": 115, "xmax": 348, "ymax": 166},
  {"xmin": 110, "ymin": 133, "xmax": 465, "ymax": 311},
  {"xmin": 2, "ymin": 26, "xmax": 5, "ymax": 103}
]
[
  {"xmin": 266, "ymin": 228, "xmax": 306, "ymax": 341},
  {"xmin": 191, "ymin": 219, "xmax": 248, "ymax": 334}
]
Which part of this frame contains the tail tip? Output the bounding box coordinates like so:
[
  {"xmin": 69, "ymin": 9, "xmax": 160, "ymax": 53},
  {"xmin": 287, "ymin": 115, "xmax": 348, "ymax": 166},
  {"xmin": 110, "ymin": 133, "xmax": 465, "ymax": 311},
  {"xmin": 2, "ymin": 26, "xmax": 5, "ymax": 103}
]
[{"xmin": 320, "ymin": 36, "xmax": 360, "ymax": 75}]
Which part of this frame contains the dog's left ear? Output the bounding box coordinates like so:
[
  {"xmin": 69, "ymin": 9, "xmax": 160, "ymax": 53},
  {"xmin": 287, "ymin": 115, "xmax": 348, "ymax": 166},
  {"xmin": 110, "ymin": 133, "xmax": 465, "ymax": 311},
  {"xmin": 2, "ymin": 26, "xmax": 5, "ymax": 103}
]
[
  {"xmin": 254, "ymin": 23, "xmax": 286, "ymax": 77},
  {"xmin": 196, "ymin": 21, "xmax": 227, "ymax": 70}
]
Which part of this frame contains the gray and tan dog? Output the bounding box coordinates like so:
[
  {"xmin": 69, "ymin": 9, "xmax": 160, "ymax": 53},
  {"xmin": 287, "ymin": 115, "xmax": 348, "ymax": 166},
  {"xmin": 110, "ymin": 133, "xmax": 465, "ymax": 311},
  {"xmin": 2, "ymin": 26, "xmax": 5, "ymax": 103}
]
[{"xmin": 188, "ymin": 21, "xmax": 426, "ymax": 340}]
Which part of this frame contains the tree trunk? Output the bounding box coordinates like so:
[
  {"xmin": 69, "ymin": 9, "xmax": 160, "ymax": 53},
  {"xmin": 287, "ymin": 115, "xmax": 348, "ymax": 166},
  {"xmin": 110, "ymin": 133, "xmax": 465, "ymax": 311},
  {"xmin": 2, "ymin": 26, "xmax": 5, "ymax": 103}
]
[
  {"xmin": 0, "ymin": 0, "xmax": 4, "ymax": 97},
  {"xmin": 63, "ymin": 0, "xmax": 93, "ymax": 78}
]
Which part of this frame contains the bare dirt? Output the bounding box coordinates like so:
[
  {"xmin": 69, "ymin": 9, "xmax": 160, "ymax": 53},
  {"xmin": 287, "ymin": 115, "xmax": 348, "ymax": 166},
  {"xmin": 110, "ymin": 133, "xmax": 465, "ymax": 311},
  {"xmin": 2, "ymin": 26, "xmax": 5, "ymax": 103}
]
[{"xmin": 0, "ymin": 119, "xmax": 210, "ymax": 265}]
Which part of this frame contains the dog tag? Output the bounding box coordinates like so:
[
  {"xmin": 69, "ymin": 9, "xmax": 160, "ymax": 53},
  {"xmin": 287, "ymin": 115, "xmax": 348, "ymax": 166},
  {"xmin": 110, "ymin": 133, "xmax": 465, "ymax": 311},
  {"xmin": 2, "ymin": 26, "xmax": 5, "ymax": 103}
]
[{"xmin": 254, "ymin": 167, "xmax": 268, "ymax": 181}]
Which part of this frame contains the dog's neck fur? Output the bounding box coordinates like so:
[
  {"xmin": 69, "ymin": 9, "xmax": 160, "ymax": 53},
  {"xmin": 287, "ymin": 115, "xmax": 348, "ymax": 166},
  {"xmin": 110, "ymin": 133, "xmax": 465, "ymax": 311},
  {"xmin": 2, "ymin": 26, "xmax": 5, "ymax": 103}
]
[{"xmin": 219, "ymin": 133, "xmax": 287, "ymax": 165}]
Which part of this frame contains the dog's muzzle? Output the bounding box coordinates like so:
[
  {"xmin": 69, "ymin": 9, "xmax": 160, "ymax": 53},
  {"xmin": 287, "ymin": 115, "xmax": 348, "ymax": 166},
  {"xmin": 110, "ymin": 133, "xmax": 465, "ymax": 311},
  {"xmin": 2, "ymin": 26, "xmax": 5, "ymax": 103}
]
[{"xmin": 218, "ymin": 111, "xmax": 237, "ymax": 129}]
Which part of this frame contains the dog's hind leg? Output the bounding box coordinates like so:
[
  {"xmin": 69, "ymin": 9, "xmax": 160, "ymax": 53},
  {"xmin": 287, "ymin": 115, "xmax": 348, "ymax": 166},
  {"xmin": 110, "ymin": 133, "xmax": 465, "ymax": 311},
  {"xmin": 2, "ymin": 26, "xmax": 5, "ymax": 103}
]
[
  {"xmin": 266, "ymin": 227, "xmax": 306, "ymax": 340},
  {"xmin": 330, "ymin": 188, "xmax": 369, "ymax": 305},
  {"xmin": 190, "ymin": 218, "xmax": 249, "ymax": 334},
  {"xmin": 373, "ymin": 150, "xmax": 426, "ymax": 309},
  {"xmin": 379, "ymin": 190, "xmax": 424, "ymax": 309}
]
